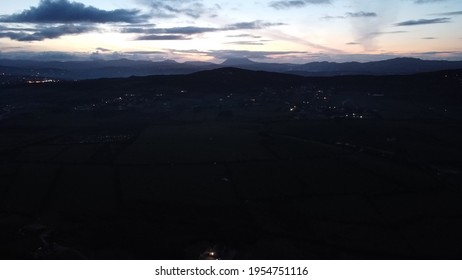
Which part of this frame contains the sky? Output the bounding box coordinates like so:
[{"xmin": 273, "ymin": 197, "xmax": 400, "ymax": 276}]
[{"xmin": 0, "ymin": 0, "xmax": 461, "ymax": 63}]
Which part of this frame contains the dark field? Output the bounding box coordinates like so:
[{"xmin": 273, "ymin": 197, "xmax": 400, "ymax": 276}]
[{"xmin": 1, "ymin": 68, "xmax": 462, "ymax": 259}]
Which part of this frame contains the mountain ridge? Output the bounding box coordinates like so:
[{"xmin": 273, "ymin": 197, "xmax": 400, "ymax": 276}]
[{"xmin": 1, "ymin": 57, "xmax": 462, "ymax": 80}]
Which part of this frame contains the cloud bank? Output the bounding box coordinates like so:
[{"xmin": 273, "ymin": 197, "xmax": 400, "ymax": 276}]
[
  {"xmin": 0, "ymin": 24, "xmax": 94, "ymax": 41},
  {"xmin": 0, "ymin": 0, "xmax": 148, "ymax": 23},
  {"xmin": 136, "ymin": 0, "xmax": 210, "ymax": 18},
  {"xmin": 269, "ymin": 0, "xmax": 331, "ymax": 10},
  {"xmin": 0, "ymin": 0, "xmax": 151, "ymax": 41},
  {"xmin": 395, "ymin": 17, "xmax": 451, "ymax": 26},
  {"xmin": 122, "ymin": 20, "xmax": 285, "ymax": 41}
]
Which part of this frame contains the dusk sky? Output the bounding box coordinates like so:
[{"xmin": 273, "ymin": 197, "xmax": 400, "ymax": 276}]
[{"xmin": 1, "ymin": 0, "xmax": 461, "ymax": 62}]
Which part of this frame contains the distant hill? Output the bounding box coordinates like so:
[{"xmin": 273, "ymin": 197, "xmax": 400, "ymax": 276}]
[
  {"xmin": 221, "ymin": 58, "xmax": 257, "ymax": 66},
  {"xmin": 274, "ymin": 57, "xmax": 462, "ymax": 76},
  {"xmin": 1, "ymin": 57, "xmax": 462, "ymax": 81},
  {"xmin": 58, "ymin": 67, "xmax": 459, "ymax": 101}
]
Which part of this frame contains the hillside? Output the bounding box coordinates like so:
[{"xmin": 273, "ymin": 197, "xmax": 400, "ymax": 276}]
[{"xmin": 1, "ymin": 68, "xmax": 462, "ymax": 259}]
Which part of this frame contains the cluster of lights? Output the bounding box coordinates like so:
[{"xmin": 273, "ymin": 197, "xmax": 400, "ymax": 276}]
[
  {"xmin": 27, "ymin": 79, "xmax": 58, "ymax": 84},
  {"xmin": 345, "ymin": 113, "xmax": 364, "ymax": 119}
]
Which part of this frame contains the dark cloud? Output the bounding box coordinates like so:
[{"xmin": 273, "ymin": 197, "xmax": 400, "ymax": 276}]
[
  {"xmin": 0, "ymin": 24, "xmax": 94, "ymax": 41},
  {"xmin": 368, "ymin": 31, "xmax": 408, "ymax": 36},
  {"xmin": 125, "ymin": 20, "xmax": 285, "ymax": 40},
  {"xmin": 212, "ymin": 50, "xmax": 309, "ymax": 60},
  {"xmin": 137, "ymin": 0, "xmax": 210, "ymax": 18},
  {"xmin": 226, "ymin": 41, "xmax": 266, "ymax": 46},
  {"xmin": 0, "ymin": 25, "xmax": 37, "ymax": 32},
  {"xmin": 226, "ymin": 21, "xmax": 285, "ymax": 29},
  {"xmin": 432, "ymin": 11, "xmax": 462, "ymax": 16},
  {"xmin": 322, "ymin": 15, "xmax": 346, "ymax": 20},
  {"xmin": 136, "ymin": 34, "xmax": 190, "ymax": 40},
  {"xmin": 122, "ymin": 26, "xmax": 219, "ymax": 35},
  {"xmin": 227, "ymin": 34, "xmax": 262, "ymax": 39},
  {"xmin": 125, "ymin": 51, "xmax": 165, "ymax": 55},
  {"xmin": 323, "ymin": 11, "xmax": 378, "ymax": 20},
  {"xmin": 270, "ymin": 1, "xmax": 306, "ymax": 9},
  {"xmin": 90, "ymin": 50, "xmax": 167, "ymax": 60},
  {"xmin": 418, "ymin": 51, "xmax": 460, "ymax": 55},
  {"xmin": 395, "ymin": 17, "xmax": 451, "ymax": 26},
  {"xmin": 172, "ymin": 49, "xmax": 308, "ymax": 60},
  {"xmin": 124, "ymin": 21, "xmax": 282, "ymax": 35},
  {"xmin": 270, "ymin": 0, "xmax": 331, "ymax": 10},
  {"xmin": 0, "ymin": 50, "xmax": 169, "ymax": 61},
  {"xmin": 96, "ymin": 47, "xmax": 111, "ymax": 52},
  {"xmin": 116, "ymin": 23, "xmax": 157, "ymax": 28},
  {"xmin": 0, "ymin": 0, "xmax": 148, "ymax": 23},
  {"xmin": 346, "ymin": 12, "xmax": 378, "ymax": 18},
  {"xmin": 346, "ymin": 42, "xmax": 360, "ymax": 45},
  {"xmin": 422, "ymin": 37, "xmax": 437, "ymax": 39},
  {"xmin": 121, "ymin": 27, "xmax": 154, "ymax": 34},
  {"xmin": 157, "ymin": 26, "xmax": 218, "ymax": 34}
]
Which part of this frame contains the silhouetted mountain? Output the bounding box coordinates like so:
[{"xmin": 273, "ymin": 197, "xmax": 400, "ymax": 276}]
[
  {"xmin": 183, "ymin": 61, "xmax": 215, "ymax": 66},
  {"xmin": 286, "ymin": 57, "xmax": 462, "ymax": 76},
  {"xmin": 1, "ymin": 57, "xmax": 462, "ymax": 81},
  {"xmin": 221, "ymin": 58, "xmax": 257, "ymax": 66}
]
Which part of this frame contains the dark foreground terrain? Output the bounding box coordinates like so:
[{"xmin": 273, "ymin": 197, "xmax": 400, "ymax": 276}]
[{"xmin": 1, "ymin": 68, "xmax": 462, "ymax": 259}]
